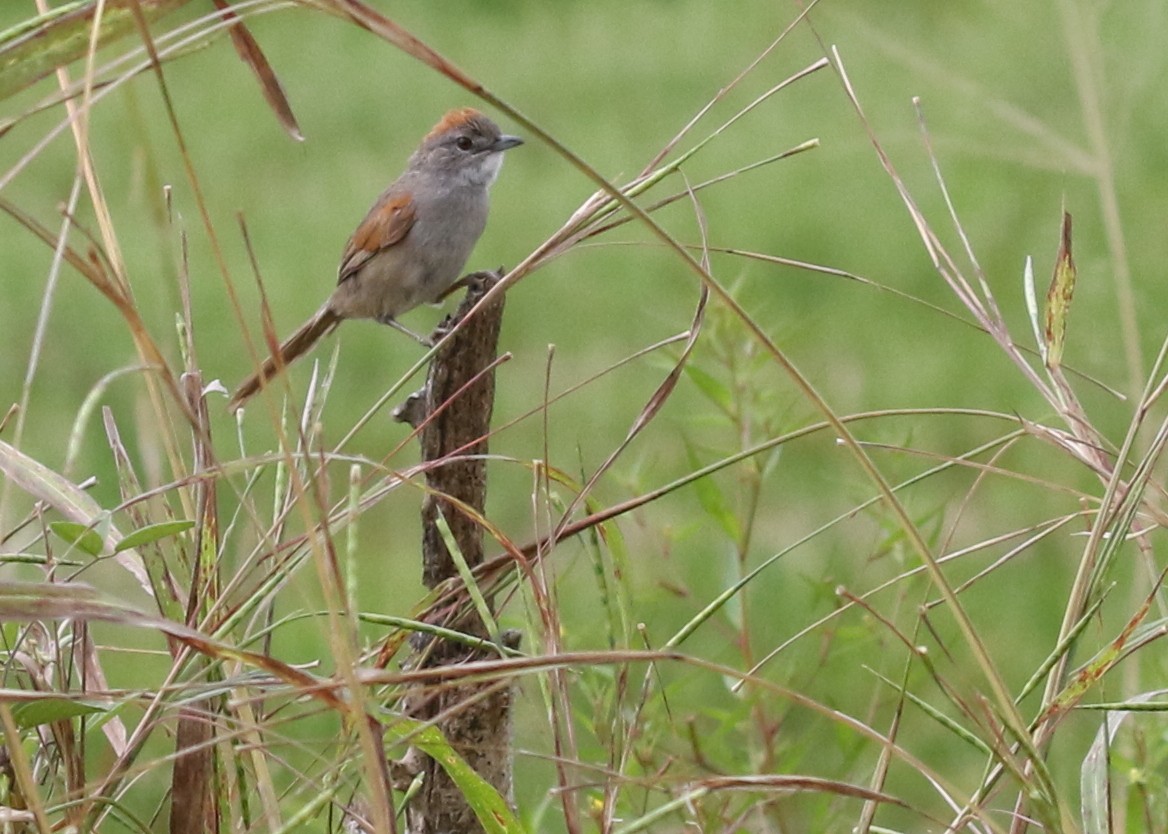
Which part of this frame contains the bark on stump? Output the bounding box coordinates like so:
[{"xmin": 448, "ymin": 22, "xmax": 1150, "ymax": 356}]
[{"xmin": 393, "ymin": 272, "xmax": 515, "ymax": 834}]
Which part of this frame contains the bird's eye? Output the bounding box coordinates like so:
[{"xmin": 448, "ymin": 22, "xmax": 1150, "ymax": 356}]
[{"xmin": 455, "ymin": 136, "xmax": 474, "ymax": 151}]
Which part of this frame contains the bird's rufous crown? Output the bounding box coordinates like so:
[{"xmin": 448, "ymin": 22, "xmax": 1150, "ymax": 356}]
[{"xmin": 425, "ymin": 107, "xmax": 491, "ymax": 141}]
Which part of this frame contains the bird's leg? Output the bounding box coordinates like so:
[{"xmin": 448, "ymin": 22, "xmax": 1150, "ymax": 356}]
[{"xmin": 376, "ymin": 314, "xmax": 434, "ymax": 347}]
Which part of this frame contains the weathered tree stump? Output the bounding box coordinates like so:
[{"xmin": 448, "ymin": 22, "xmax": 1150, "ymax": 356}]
[{"xmin": 392, "ymin": 271, "xmax": 516, "ymax": 834}]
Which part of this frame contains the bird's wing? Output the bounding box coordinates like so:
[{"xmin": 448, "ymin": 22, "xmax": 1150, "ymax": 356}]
[{"xmin": 337, "ymin": 192, "xmax": 417, "ymax": 284}]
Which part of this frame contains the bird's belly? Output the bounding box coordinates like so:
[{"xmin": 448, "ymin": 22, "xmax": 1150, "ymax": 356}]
[{"xmin": 331, "ymin": 254, "xmax": 456, "ymax": 321}]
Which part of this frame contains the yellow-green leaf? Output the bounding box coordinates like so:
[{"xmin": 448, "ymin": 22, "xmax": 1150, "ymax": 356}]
[
  {"xmin": 387, "ymin": 718, "xmax": 526, "ymax": 833},
  {"xmin": 0, "ymin": 0, "xmax": 189, "ymax": 102},
  {"xmin": 1044, "ymin": 211, "xmax": 1076, "ymax": 370},
  {"xmin": 0, "ymin": 438, "xmax": 150, "ymax": 594}
]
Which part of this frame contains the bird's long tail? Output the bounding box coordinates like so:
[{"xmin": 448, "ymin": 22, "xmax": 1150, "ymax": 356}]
[{"xmin": 228, "ymin": 307, "xmax": 342, "ymax": 412}]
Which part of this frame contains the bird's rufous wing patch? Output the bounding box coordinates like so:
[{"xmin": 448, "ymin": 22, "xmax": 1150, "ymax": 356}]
[{"xmin": 337, "ymin": 192, "xmax": 416, "ymax": 284}]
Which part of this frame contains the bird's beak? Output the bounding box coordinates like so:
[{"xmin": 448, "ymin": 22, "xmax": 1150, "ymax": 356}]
[{"xmin": 492, "ymin": 135, "xmax": 524, "ymax": 152}]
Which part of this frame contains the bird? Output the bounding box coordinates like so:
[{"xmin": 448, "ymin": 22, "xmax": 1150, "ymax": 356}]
[{"xmin": 227, "ymin": 108, "xmax": 523, "ymax": 413}]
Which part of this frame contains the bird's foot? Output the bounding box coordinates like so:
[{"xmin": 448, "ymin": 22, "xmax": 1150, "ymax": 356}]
[
  {"xmin": 430, "ymin": 268, "xmax": 507, "ymax": 343},
  {"xmin": 435, "ymin": 267, "xmax": 505, "ymax": 303}
]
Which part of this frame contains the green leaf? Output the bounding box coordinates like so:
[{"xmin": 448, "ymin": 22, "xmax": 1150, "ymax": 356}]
[
  {"xmin": 114, "ymin": 520, "xmax": 194, "ymax": 553},
  {"xmin": 10, "ymin": 698, "xmax": 107, "ymax": 729},
  {"xmin": 683, "ymin": 364, "xmax": 733, "ymax": 412},
  {"xmin": 50, "ymin": 521, "xmax": 104, "ymax": 557},
  {"xmin": 697, "ymin": 476, "xmax": 740, "ymax": 540},
  {"xmin": 685, "ymin": 445, "xmax": 740, "ymax": 541}
]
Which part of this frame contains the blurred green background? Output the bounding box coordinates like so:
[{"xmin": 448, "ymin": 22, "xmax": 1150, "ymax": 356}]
[{"xmin": 2, "ymin": 0, "xmax": 1165, "ymax": 828}]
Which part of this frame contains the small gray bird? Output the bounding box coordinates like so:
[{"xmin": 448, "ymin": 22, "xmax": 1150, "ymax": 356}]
[{"xmin": 228, "ymin": 108, "xmax": 522, "ymax": 412}]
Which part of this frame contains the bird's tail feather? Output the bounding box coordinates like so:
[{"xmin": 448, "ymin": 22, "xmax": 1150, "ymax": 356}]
[{"xmin": 228, "ymin": 307, "xmax": 341, "ymax": 413}]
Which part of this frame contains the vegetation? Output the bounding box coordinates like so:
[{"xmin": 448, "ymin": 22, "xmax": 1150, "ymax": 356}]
[{"xmin": 0, "ymin": 1, "xmax": 1165, "ymax": 831}]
